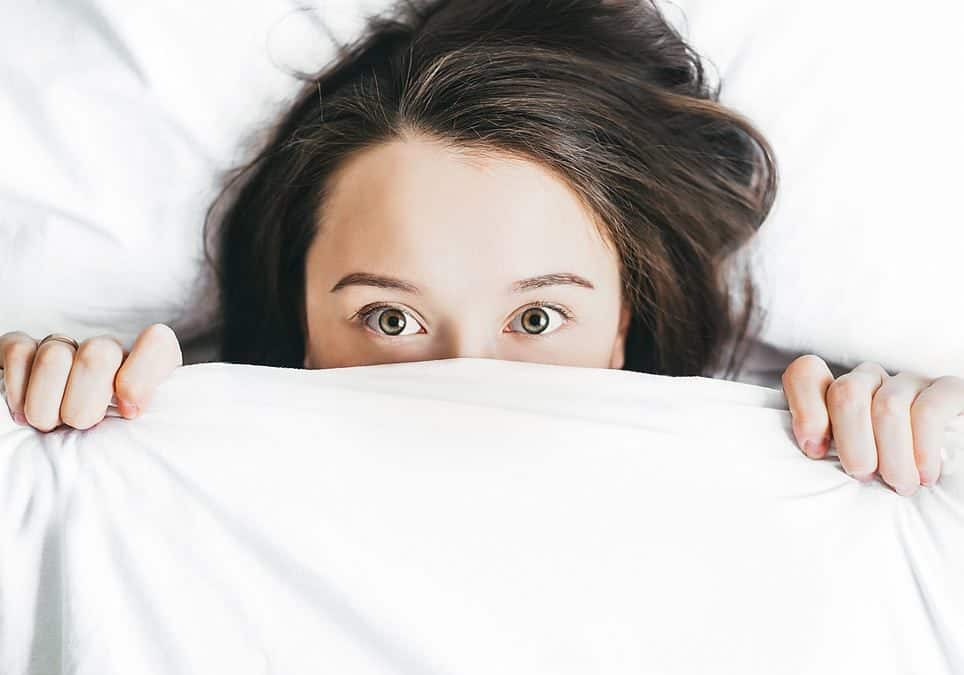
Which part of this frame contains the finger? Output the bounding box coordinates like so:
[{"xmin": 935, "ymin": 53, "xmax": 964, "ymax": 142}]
[
  {"xmin": 113, "ymin": 324, "xmax": 183, "ymax": 419},
  {"xmin": 23, "ymin": 339, "xmax": 77, "ymax": 432},
  {"xmin": 782, "ymin": 354, "xmax": 835, "ymax": 458},
  {"xmin": 870, "ymin": 372, "xmax": 931, "ymax": 496},
  {"xmin": 826, "ymin": 362, "xmax": 889, "ymax": 480},
  {"xmin": 0, "ymin": 332, "xmax": 39, "ymax": 424},
  {"xmin": 60, "ymin": 336, "xmax": 125, "ymax": 430},
  {"xmin": 911, "ymin": 376, "xmax": 964, "ymax": 486}
]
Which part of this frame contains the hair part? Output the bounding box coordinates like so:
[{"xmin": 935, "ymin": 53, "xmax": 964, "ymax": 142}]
[{"xmin": 204, "ymin": 0, "xmax": 777, "ymax": 378}]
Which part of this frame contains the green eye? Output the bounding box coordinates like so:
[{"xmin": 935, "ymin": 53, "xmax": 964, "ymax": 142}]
[
  {"xmin": 357, "ymin": 302, "xmax": 572, "ymax": 339},
  {"xmin": 507, "ymin": 304, "xmax": 570, "ymax": 336},
  {"xmin": 521, "ymin": 307, "xmax": 549, "ymax": 334},
  {"xmin": 378, "ymin": 308, "xmax": 406, "ymax": 335},
  {"xmin": 360, "ymin": 306, "xmax": 423, "ymax": 337}
]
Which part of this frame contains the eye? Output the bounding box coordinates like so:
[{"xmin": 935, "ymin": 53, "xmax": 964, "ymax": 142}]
[
  {"xmin": 506, "ymin": 303, "xmax": 572, "ymax": 336},
  {"xmin": 359, "ymin": 305, "xmax": 424, "ymax": 337}
]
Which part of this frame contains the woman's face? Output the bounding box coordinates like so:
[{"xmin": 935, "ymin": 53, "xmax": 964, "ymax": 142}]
[{"xmin": 302, "ymin": 135, "xmax": 630, "ymax": 370}]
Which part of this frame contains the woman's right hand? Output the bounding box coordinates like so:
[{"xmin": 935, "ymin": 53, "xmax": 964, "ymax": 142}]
[{"xmin": 0, "ymin": 323, "xmax": 182, "ymax": 432}]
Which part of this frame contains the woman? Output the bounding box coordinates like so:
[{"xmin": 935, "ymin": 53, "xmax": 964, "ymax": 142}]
[{"xmin": 1, "ymin": 0, "xmax": 961, "ymax": 495}]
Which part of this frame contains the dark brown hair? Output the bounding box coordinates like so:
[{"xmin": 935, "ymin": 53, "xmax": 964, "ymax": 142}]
[{"xmin": 203, "ymin": 0, "xmax": 777, "ymax": 378}]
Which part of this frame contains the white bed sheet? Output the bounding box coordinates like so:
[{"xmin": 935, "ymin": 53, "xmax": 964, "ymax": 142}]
[{"xmin": 2, "ymin": 358, "xmax": 964, "ymax": 675}]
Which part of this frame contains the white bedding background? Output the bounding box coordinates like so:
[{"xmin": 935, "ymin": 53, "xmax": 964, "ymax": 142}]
[
  {"xmin": 2, "ymin": 357, "xmax": 964, "ymax": 675},
  {"xmin": 1, "ymin": 0, "xmax": 961, "ymax": 377},
  {"xmin": 2, "ymin": 2, "xmax": 964, "ymax": 674}
]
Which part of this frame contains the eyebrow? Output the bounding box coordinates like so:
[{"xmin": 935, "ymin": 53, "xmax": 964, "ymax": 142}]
[{"xmin": 329, "ymin": 272, "xmax": 595, "ymax": 294}]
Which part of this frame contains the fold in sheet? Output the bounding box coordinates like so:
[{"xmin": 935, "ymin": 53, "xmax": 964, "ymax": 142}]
[{"xmin": 2, "ymin": 358, "xmax": 963, "ymax": 675}]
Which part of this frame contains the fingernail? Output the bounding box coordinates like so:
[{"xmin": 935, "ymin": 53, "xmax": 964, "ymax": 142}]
[
  {"xmin": 118, "ymin": 399, "xmax": 139, "ymax": 418},
  {"xmin": 12, "ymin": 411, "xmax": 26, "ymax": 426},
  {"xmin": 895, "ymin": 482, "xmax": 919, "ymax": 497},
  {"xmin": 803, "ymin": 438, "xmax": 825, "ymax": 459}
]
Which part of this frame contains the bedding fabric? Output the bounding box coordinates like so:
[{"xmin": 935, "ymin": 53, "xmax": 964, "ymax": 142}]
[{"xmin": 2, "ymin": 358, "xmax": 964, "ymax": 675}]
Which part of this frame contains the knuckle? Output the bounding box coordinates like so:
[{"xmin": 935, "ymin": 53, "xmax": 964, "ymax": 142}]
[
  {"xmin": 144, "ymin": 323, "xmax": 176, "ymax": 345},
  {"xmin": 892, "ymin": 371, "xmax": 927, "ymax": 388},
  {"xmin": 826, "ymin": 379, "xmax": 866, "ymax": 411},
  {"xmin": 783, "ymin": 354, "xmax": 825, "ymax": 382},
  {"xmin": 871, "ymin": 392, "xmax": 908, "ymax": 420},
  {"xmin": 76, "ymin": 339, "xmax": 123, "ymax": 371},
  {"xmin": 4, "ymin": 340, "xmax": 36, "ymax": 365},
  {"xmin": 0, "ymin": 331, "xmax": 35, "ymax": 348},
  {"xmin": 143, "ymin": 323, "xmax": 182, "ymax": 363},
  {"xmin": 855, "ymin": 361, "xmax": 888, "ymax": 377},
  {"xmin": 935, "ymin": 375, "xmax": 964, "ymax": 391}
]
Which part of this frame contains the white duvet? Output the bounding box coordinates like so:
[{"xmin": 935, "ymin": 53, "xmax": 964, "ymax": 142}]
[{"xmin": 2, "ymin": 358, "xmax": 963, "ymax": 675}]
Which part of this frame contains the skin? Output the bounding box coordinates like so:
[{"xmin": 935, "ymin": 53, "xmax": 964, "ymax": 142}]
[
  {"xmin": 1, "ymin": 135, "xmax": 962, "ymax": 497},
  {"xmin": 301, "ymin": 136, "xmax": 630, "ymax": 370},
  {"xmin": 781, "ymin": 357, "xmax": 964, "ymax": 495},
  {"xmin": 0, "ymin": 325, "xmax": 181, "ymax": 430}
]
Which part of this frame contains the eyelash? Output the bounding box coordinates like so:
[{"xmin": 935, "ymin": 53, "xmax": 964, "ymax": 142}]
[{"xmin": 353, "ymin": 301, "xmax": 575, "ymax": 336}]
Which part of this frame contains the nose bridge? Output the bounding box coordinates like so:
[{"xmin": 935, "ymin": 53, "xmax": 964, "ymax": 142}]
[{"xmin": 439, "ymin": 321, "xmax": 499, "ymax": 361}]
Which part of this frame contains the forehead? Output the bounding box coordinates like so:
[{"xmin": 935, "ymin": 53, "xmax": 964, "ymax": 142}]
[{"xmin": 312, "ymin": 135, "xmax": 619, "ymax": 291}]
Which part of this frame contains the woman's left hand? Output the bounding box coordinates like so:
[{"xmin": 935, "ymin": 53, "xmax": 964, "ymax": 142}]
[{"xmin": 781, "ymin": 355, "xmax": 964, "ymax": 495}]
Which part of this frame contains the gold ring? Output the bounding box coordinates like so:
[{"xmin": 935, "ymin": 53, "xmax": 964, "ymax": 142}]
[{"xmin": 39, "ymin": 334, "xmax": 80, "ymax": 350}]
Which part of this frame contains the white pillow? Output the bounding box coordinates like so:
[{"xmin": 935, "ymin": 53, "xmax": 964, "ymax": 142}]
[
  {"xmin": 0, "ymin": 1, "xmax": 379, "ymax": 350},
  {"xmin": 661, "ymin": 0, "xmax": 964, "ymax": 378},
  {"xmin": 3, "ymin": 358, "xmax": 964, "ymax": 674}
]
